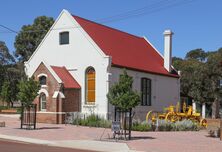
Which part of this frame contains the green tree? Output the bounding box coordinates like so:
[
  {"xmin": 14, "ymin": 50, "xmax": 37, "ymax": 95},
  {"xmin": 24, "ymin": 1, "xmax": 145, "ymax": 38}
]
[
  {"xmin": 173, "ymin": 48, "xmax": 222, "ymax": 118},
  {"xmin": 0, "ymin": 41, "xmax": 15, "ymax": 65},
  {"xmin": 0, "ymin": 41, "xmax": 18, "ymax": 102},
  {"xmin": 14, "ymin": 16, "xmax": 54, "ymax": 62},
  {"xmin": 107, "ymin": 70, "xmax": 140, "ymax": 110},
  {"xmin": 204, "ymin": 49, "xmax": 222, "ymax": 118},
  {"xmin": 0, "ymin": 64, "xmax": 24, "ymax": 106},
  {"xmin": 172, "ymin": 57, "xmax": 183, "ymax": 71},
  {"xmin": 0, "ymin": 81, "xmax": 12, "ymax": 107},
  {"xmin": 185, "ymin": 48, "xmax": 207, "ymax": 62},
  {"xmin": 17, "ymin": 77, "xmax": 40, "ymax": 106}
]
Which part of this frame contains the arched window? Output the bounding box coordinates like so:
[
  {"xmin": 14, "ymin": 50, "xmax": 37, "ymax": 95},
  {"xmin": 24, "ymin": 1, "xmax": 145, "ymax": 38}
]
[
  {"xmin": 40, "ymin": 93, "xmax": 46, "ymax": 111},
  {"xmin": 85, "ymin": 67, "xmax": 95, "ymax": 104},
  {"xmin": 39, "ymin": 76, "xmax": 46, "ymax": 85}
]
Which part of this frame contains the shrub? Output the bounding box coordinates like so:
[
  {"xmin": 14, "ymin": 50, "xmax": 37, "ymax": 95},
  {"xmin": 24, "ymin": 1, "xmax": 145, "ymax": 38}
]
[
  {"xmin": 157, "ymin": 120, "xmax": 174, "ymax": 131},
  {"xmin": 72, "ymin": 114, "xmax": 111, "ymax": 128},
  {"xmin": 173, "ymin": 119, "xmax": 200, "ymax": 131},
  {"xmin": 132, "ymin": 121, "xmax": 153, "ymax": 131},
  {"xmin": 156, "ymin": 119, "xmax": 200, "ymax": 131},
  {"xmin": 132, "ymin": 119, "xmax": 200, "ymax": 132},
  {"xmin": 0, "ymin": 106, "xmax": 9, "ymax": 111}
]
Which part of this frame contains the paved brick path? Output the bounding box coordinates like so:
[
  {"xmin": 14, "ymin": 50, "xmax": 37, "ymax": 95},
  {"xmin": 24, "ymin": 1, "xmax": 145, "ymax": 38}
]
[{"xmin": 0, "ymin": 114, "xmax": 222, "ymax": 152}]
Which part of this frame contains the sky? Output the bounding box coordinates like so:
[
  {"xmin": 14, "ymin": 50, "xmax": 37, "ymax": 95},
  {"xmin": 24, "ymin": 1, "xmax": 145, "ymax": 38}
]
[{"xmin": 0, "ymin": 0, "xmax": 221, "ymax": 58}]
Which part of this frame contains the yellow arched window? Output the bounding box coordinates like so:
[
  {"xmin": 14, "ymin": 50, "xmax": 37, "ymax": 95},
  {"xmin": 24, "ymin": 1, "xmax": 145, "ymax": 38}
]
[{"xmin": 86, "ymin": 67, "xmax": 95, "ymax": 104}]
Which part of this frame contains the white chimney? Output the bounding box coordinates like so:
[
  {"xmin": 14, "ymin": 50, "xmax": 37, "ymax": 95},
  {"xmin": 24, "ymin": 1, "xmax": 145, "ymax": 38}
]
[{"xmin": 163, "ymin": 29, "xmax": 173, "ymax": 72}]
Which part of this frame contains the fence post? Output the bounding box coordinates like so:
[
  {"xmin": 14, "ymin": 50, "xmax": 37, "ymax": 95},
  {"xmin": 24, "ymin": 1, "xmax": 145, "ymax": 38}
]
[
  {"xmin": 220, "ymin": 119, "xmax": 222, "ymax": 141},
  {"xmin": 34, "ymin": 104, "xmax": 37, "ymax": 129},
  {"xmin": 20, "ymin": 103, "xmax": 24, "ymax": 129},
  {"xmin": 129, "ymin": 108, "xmax": 132, "ymax": 140}
]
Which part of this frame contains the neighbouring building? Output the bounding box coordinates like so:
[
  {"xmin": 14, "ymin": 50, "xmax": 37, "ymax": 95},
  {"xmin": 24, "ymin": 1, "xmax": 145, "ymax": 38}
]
[{"xmin": 25, "ymin": 10, "xmax": 180, "ymax": 124}]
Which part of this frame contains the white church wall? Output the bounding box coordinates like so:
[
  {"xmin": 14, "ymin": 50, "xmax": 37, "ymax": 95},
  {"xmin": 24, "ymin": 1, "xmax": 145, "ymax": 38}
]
[
  {"xmin": 109, "ymin": 67, "xmax": 180, "ymax": 121},
  {"xmin": 25, "ymin": 10, "xmax": 110, "ymax": 118}
]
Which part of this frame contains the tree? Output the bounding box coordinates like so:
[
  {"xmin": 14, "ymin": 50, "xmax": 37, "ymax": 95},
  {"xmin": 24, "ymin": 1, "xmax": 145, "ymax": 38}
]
[
  {"xmin": 107, "ymin": 70, "xmax": 140, "ymax": 110},
  {"xmin": 204, "ymin": 49, "xmax": 222, "ymax": 118},
  {"xmin": 0, "ymin": 64, "xmax": 24, "ymax": 106},
  {"xmin": 172, "ymin": 57, "xmax": 183, "ymax": 71},
  {"xmin": 14, "ymin": 16, "xmax": 54, "ymax": 62},
  {"xmin": 0, "ymin": 41, "xmax": 15, "ymax": 65},
  {"xmin": 17, "ymin": 77, "xmax": 40, "ymax": 106},
  {"xmin": 0, "ymin": 81, "xmax": 11, "ymax": 107},
  {"xmin": 173, "ymin": 48, "xmax": 222, "ymax": 118},
  {"xmin": 185, "ymin": 48, "xmax": 207, "ymax": 62},
  {"xmin": 0, "ymin": 41, "xmax": 17, "ymax": 101}
]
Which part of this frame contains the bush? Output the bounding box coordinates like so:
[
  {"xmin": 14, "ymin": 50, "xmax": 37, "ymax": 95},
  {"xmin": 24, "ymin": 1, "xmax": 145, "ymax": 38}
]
[
  {"xmin": 173, "ymin": 119, "xmax": 200, "ymax": 131},
  {"xmin": 72, "ymin": 114, "xmax": 200, "ymax": 131},
  {"xmin": 132, "ymin": 121, "xmax": 153, "ymax": 131},
  {"xmin": 72, "ymin": 114, "xmax": 111, "ymax": 128},
  {"xmin": 0, "ymin": 106, "xmax": 21, "ymax": 114},
  {"xmin": 131, "ymin": 119, "xmax": 200, "ymax": 132},
  {"xmin": 157, "ymin": 120, "xmax": 175, "ymax": 131},
  {"xmin": 0, "ymin": 106, "xmax": 9, "ymax": 111},
  {"xmin": 157, "ymin": 119, "xmax": 200, "ymax": 131}
]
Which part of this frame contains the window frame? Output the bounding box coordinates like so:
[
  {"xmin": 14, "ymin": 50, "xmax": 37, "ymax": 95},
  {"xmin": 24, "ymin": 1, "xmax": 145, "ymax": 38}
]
[
  {"xmin": 141, "ymin": 78, "xmax": 152, "ymax": 106},
  {"xmin": 39, "ymin": 76, "xmax": 47, "ymax": 86},
  {"xmin": 59, "ymin": 31, "xmax": 69, "ymax": 45},
  {"xmin": 85, "ymin": 67, "xmax": 96, "ymax": 104},
  {"xmin": 40, "ymin": 93, "xmax": 47, "ymax": 111}
]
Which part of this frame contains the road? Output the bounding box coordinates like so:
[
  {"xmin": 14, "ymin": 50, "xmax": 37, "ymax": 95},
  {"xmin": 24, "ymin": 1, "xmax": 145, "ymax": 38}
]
[{"xmin": 0, "ymin": 139, "xmax": 96, "ymax": 152}]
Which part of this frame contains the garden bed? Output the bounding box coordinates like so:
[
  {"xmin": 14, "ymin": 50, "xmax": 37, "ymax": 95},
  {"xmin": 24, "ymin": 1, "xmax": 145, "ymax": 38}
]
[
  {"xmin": 0, "ymin": 106, "xmax": 21, "ymax": 114},
  {"xmin": 132, "ymin": 119, "xmax": 201, "ymax": 132},
  {"xmin": 70, "ymin": 114, "xmax": 201, "ymax": 132}
]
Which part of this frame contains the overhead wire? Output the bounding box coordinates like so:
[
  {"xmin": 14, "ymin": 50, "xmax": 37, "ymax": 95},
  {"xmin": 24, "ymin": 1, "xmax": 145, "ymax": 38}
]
[
  {"xmin": 96, "ymin": 0, "xmax": 196, "ymax": 23},
  {"xmin": 0, "ymin": 24, "xmax": 18, "ymax": 34},
  {"xmin": 0, "ymin": 0, "xmax": 197, "ymax": 34},
  {"xmin": 94, "ymin": 0, "xmax": 174, "ymax": 23}
]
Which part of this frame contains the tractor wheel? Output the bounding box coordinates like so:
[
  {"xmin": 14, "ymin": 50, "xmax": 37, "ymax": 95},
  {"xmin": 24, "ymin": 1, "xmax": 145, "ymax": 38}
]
[
  {"xmin": 146, "ymin": 111, "xmax": 153, "ymax": 122},
  {"xmin": 200, "ymin": 119, "xmax": 207, "ymax": 127},
  {"xmin": 165, "ymin": 112, "xmax": 179, "ymax": 122}
]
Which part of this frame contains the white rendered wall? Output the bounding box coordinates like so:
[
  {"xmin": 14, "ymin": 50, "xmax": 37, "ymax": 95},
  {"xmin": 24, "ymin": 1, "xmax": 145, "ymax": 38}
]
[
  {"xmin": 25, "ymin": 10, "xmax": 111, "ymax": 118},
  {"xmin": 109, "ymin": 67, "xmax": 180, "ymax": 121}
]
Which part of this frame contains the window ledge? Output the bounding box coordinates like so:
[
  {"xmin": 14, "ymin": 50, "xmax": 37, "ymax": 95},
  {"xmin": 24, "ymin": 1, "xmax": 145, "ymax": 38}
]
[
  {"xmin": 41, "ymin": 85, "xmax": 48, "ymax": 88},
  {"xmin": 83, "ymin": 104, "xmax": 96, "ymax": 108}
]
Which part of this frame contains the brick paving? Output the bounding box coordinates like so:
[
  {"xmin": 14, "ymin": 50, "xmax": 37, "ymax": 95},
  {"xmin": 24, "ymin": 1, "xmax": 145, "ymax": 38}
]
[{"xmin": 0, "ymin": 114, "xmax": 222, "ymax": 152}]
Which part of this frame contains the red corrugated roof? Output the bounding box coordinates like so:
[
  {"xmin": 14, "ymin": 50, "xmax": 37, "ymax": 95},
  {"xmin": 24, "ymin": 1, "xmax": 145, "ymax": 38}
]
[
  {"xmin": 51, "ymin": 66, "xmax": 81, "ymax": 89},
  {"xmin": 73, "ymin": 15, "xmax": 178, "ymax": 78}
]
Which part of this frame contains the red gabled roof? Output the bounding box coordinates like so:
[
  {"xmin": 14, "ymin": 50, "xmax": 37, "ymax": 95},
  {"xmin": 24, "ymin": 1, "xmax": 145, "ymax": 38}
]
[
  {"xmin": 73, "ymin": 15, "xmax": 178, "ymax": 78},
  {"xmin": 51, "ymin": 66, "xmax": 81, "ymax": 89}
]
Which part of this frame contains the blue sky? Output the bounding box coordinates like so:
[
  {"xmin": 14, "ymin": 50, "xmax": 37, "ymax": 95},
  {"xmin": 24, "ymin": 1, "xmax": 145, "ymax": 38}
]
[{"xmin": 0, "ymin": 0, "xmax": 221, "ymax": 58}]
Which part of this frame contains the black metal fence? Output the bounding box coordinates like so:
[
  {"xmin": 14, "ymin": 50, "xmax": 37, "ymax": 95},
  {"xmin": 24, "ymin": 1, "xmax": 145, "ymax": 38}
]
[
  {"xmin": 113, "ymin": 107, "xmax": 132, "ymax": 140},
  {"xmin": 20, "ymin": 104, "xmax": 37, "ymax": 129}
]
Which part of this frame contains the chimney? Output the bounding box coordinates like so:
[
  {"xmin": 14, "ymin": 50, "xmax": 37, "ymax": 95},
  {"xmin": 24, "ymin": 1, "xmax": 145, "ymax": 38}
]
[{"xmin": 163, "ymin": 29, "xmax": 173, "ymax": 72}]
